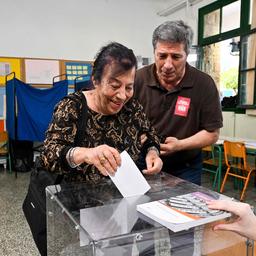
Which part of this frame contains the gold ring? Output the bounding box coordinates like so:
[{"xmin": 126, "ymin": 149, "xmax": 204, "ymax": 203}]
[{"xmin": 100, "ymin": 157, "xmax": 106, "ymax": 165}]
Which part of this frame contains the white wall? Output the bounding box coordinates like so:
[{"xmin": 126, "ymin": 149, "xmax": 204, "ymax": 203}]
[
  {"xmin": 0, "ymin": 0, "xmax": 214, "ymax": 61},
  {"xmin": 2, "ymin": 0, "xmax": 254, "ymax": 139},
  {"xmin": 221, "ymin": 112, "xmax": 256, "ymax": 140},
  {"xmin": 235, "ymin": 114, "xmax": 256, "ymax": 140},
  {"xmin": 220, "ymin": 112, "xmax": 236, "ymax": 137}
]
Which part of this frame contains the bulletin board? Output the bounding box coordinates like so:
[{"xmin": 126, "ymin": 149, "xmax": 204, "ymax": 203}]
[
  {"xmin": 0, "ymin": 87, "xmax": 5, "ymax": 119},
  {"xmin": 64, "ymin": 61, "xmax": 92, "ymax": 85},
  {"xmin": 24, "ymin": 59, "xmax": 60, "ymax": 84},
  {"xmin": 0, "ymin": 56, "xmax": 92, "ymax": 88},
  {"xmin": 0, "ymin": 57, "xmax": 22, "ymax": 85}
]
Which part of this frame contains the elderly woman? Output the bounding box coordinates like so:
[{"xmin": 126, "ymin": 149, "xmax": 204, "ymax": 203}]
[{"xmin": 40, "ymin": 42, "xmax": 162, "ymax": 182}]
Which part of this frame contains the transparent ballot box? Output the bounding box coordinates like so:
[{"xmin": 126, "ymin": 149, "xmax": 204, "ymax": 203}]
[{"xmin": 46, "ymin": 173, "xmax": 253, "ymax": 256}]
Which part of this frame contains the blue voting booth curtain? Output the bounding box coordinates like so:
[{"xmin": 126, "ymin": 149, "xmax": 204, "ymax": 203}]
[
  {"xmin": 15, "ymin": 79, "xmax": 68, "ymax": 141},
  {"xmin": 75, "ymin": 79, "xmax": 93, "ymax": 92},
  {"xmin": 6, "ymin": 78, "xmax": 16, "ymax": 140},
  {"xmin": 53, "ymin": 80, "xmax": 68, "ymax": 87}
]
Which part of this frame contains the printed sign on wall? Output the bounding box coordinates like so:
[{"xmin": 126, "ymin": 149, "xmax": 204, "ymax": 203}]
[
  {"xmin": 0, "ymin": 58, "xmax": 22, "ymax": 85},
  {"xmin": 65, "ymin": 62, "xmax": 92, "ymax": 85},
  {"xmin": 25, "ymin": 59, "xmax": 60, "ymax": 84}
]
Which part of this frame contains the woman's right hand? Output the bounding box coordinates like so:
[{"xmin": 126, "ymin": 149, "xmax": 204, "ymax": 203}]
[{"xmin": 74, "ymin": 145, "xmax": 121, "ymax": 176}]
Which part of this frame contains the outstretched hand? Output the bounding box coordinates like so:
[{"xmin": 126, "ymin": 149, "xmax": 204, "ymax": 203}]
[{"xmin": 207, "ymin": 200, "xmax": 256, "ymax": 240}]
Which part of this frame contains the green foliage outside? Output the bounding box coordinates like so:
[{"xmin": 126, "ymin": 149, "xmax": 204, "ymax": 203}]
[{"xmin": 220, "ymin": 67, "xmax": 238, "ymax": 92}]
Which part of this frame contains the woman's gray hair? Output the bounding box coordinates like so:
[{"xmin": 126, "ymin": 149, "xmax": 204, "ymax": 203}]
[{"xmin": 152, "ymin": 20, "xmax": 194, "ymax": 54}]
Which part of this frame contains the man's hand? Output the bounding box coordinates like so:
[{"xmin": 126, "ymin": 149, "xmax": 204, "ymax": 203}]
[
  {"xmin": 160, "ymin": 136, "xmax": 180, "ymax": 155},
  {"xmin": 160, "ymin": 129, "xmax": 220, "ymax": 156}
]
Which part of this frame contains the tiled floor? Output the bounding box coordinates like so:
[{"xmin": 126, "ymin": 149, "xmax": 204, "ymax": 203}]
[
  {"xmin": 0, "ymin": 169, "xmax": 39, "ymax": 256},
  {"xmin": 1, "ymin": 168, "xmax": 255, "ymax": 256}
]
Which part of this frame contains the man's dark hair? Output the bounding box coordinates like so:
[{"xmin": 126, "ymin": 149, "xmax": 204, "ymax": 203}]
[
  {"xmin": 92, "ymin": 42, "xmax": 137, "ymax": 82},
  {"xmin": 152, "ymin": 20, "xmax": 194, "ymax": 54}
]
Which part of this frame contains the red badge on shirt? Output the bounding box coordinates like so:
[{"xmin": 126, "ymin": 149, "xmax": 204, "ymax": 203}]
[{"xmin": 174, "ymin": 96, "xmax": 191, "ymax": 117}]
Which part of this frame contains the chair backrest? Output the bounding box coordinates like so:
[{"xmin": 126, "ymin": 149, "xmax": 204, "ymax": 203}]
[
  {"xmin": 0, "ymin": 131, "xmax": 8, "ymax": 141},
  {"xmin": 202, "ymin": 145, "xmax": 212, "ymax": 152},
  {"xmin": 223, "ymin": 140, "xmax": 247, "ymax": 170},
  {"xmin": 202, "ymin": 145, "xmax": 216, "ymax": 164},
  {"xmin": 0, "ymin": 131, "xmax": 9, "ymax": 157}
]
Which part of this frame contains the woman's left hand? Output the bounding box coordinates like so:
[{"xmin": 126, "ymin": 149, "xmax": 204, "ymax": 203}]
[{"xmin": 142, "ymin": 150, "xmax": 163, "ymax": 175}]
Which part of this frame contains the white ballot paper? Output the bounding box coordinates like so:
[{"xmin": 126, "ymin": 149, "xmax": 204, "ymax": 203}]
[
  {"xmin": 79, "ymin": 195, "xmax": 150, "ymax": 246},
  {"xmin": 109, "ymin": 150, "xmax": 151, "ymax": 197}
]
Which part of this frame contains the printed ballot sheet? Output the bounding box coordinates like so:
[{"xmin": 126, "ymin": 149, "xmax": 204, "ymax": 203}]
[
  {"xmin": 137, "ymin": 192, "xmax": 232, "ymax": 232},
  {"xmin": 109, "ymin": 150, "xmax": 151, "ymax": 197}
]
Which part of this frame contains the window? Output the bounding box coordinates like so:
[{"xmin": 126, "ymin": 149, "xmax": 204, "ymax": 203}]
[
  {"xmin": 200, "ymin": 38, "xmax": 239, "ymax": 100},
  {"xmin": 203, "ymin": 9, "xmax": 220, "ymax": 38},
  {"xmin": 221, "ymin": 1, "xmax": 241, "ymax": 33},
  {"xmin": 239, "ymin": 30, "xmax": 256, "ymax": 107},
  {"xmin": 198, "ymin": 0, "xmax": 255, "ymax": 109}
]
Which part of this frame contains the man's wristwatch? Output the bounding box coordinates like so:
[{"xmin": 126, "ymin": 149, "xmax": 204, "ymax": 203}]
[{"xmin": 147, "ymin": 146, "xmax": 160, "ymax": 156}]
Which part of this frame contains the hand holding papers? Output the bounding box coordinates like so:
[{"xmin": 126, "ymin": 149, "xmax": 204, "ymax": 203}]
[
  {"xmin": 109, "ymin": 151, "xmax": 151, "ymax": 197},
  {"xmin": 137, "ymin": 192, "xmax": 232, "ymax": 232}
]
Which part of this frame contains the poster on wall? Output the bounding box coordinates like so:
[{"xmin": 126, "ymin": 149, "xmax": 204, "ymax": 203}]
[
  {"xmin": 25, "ymin": 59, "xmax": 60, "ymax": 84},
  {"xmin": 0, "ymin": 58, "xmax": 22, "ymax": 85},
  {"xmin": 0, "ymin": 87, "xmax": 5, "ymax": 118},
  {"xmin": 65, "ymin": 62, "xmax": 92, "ymax": 85}
]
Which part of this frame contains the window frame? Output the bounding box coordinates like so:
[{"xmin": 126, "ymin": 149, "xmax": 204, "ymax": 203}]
[
  {"xmin": 198, "ymin": 0, "xmax": 254, "ymax": 109},
  {"xmin": 238, "ymin": 28, "xmax": 256, "ymax": 108}
]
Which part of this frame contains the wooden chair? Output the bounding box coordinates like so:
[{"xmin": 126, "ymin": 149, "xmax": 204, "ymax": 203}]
[
  {"xmin": 202, "ymin": 144, "xmax": 223, "ymax": 192},
  {"xmin": 220, "ymin": 140, "xmax": 256, "ymax": 201},
  {"xmin": 0, "ymin": 131, "xmax": 12, "ymax": 172}
]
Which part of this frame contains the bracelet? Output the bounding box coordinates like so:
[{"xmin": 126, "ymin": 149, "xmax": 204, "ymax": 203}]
[
  {"xmin": 147, "ymin": 146, "xmax": 160, "ymax": 156},
  {"xmin": 66, "ymin": 147, "xmax": 80, "ymax": 168}
]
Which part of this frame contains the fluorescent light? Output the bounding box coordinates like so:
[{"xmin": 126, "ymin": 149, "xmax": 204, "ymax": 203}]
[
  {"xmin": 157, "ymin": 1, "xmax": 187, "ymax": 16},
  {"xmin": 157, "ymin": 0, "xmax": 203, "ymax": 16}
]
